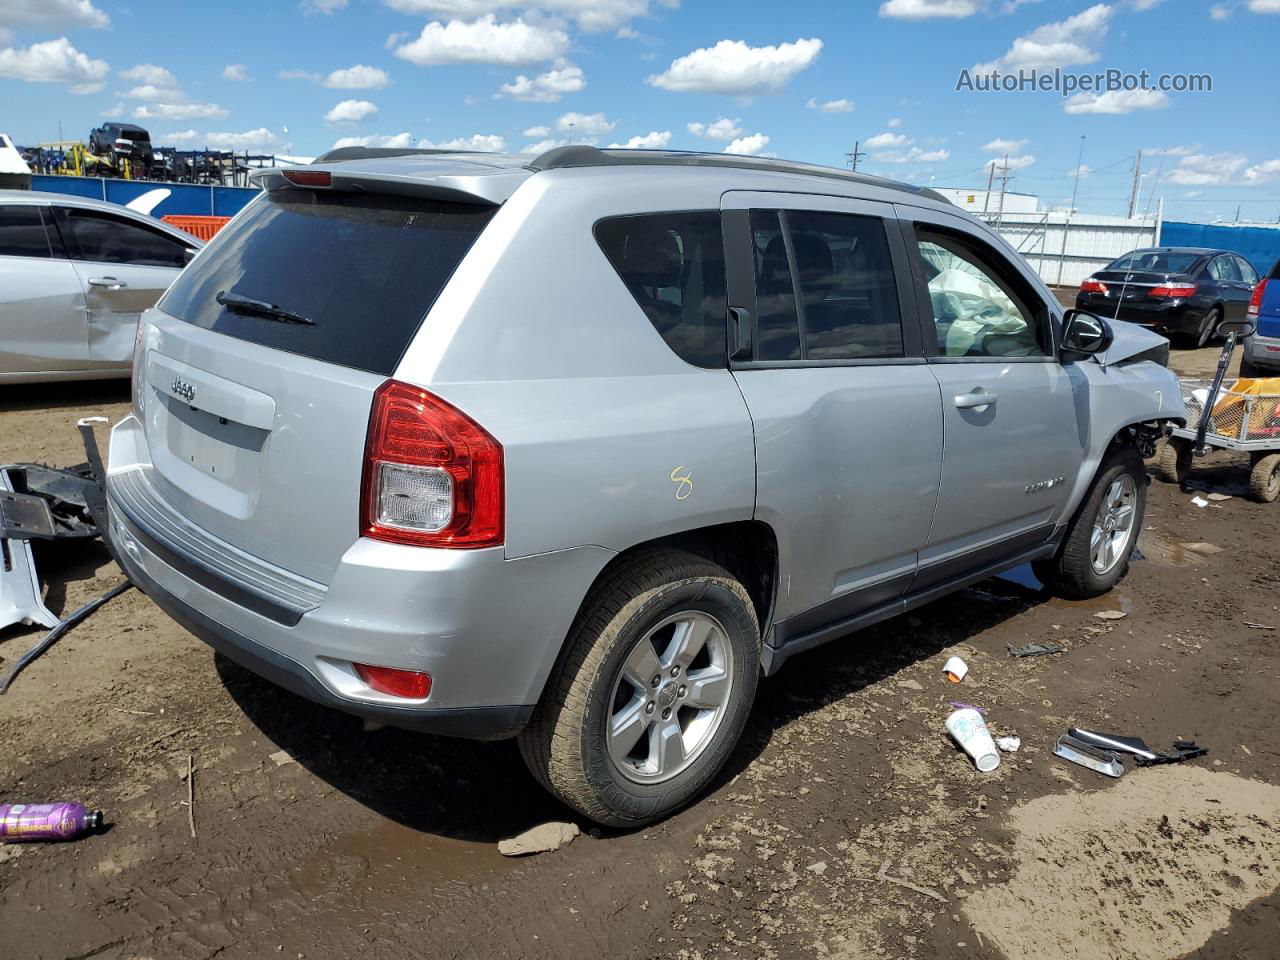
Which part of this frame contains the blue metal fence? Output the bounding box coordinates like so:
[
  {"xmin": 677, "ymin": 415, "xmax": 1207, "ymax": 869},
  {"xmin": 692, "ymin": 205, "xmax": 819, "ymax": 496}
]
[
  {"xmin": 1160, "ymin": 221, "xmax": 1280, "ymax": 275},
  {"xmin": 29, "ymin": 174, "xmax": 259, "ymax": 219}
]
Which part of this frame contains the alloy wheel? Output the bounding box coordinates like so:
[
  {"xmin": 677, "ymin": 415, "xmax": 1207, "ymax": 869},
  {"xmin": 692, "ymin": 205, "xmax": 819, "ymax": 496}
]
[
  {"xmin": 1091, "ymin": 474, "xmax": 1138, "ymax": 574},
  {"xmin": 606, "ymin": 611, "xmax": 735, "ymax": 785}
]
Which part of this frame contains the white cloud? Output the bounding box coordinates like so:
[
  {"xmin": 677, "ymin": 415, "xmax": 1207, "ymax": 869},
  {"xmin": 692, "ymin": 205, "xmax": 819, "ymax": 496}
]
[
  {"xmin": 1247, "ymin": 0, "xmax": 1280, "ymax": 10},
  {"xmin": 887, "ymin": 116, "xmax": 902, "ymax": 127},
  {"xmin": 521, "ymin": 137, "xmax": 568, "ymax": 154},
  {"xmin": 875, "ymin": 146, "xmax": 951, "ymax": 163},
  {"xmin": 974, "ymin": 3, "xmax": 1113, "ymax": 73},
  {"xmin": 124, "ymin": 83, "xmax": 178, "ymax": 100},
  {"xmin": 301, "ymin": 0, "xmax": 348, "ymax": 12},
  {"xmin": 982, "ymin": 137, "xmax": 1028, "ymax": 152},
  {"xmin": 325, "ymin": 98, "xmax": 378, "ymax": 124},
  {"xmin": 1146, "ymin": 144, "xmax": 1197, "ymax": 157},
  {"xmin": 1130, "ymin": 0, "xmax": 1162, "ymax": 8},
  {"xmin": 135, "ymin": 102, "xmax": 228, "ymax": 120},
  {"xmin": 0, "ymin": 37, "xmax": 108, "ymax": 93},
  {"xmin": 1209, "ymin": 2, "xmax": 1232, "ymax": 15},
  {"xmin": 419, "ymin": 133, "xmax": 507, "ymax": 152},
  {"xmin": 523, "ymin": 125, "xmax": 551, "ymax": 137},
  {"xmin": 687, "ymin": 117, "xmax": 743, "ymax": 140},
  {"xmin": 1165, "ymin": 152, "xmax": 1247, "ymax": 186},
  {"xmin": 381, "ymin": 0, "xmax": 660, "ymax": 33},
  {"xmin": 223, "ymin": 63, "xmax": 250, "ymax": 82},
  {"xmin": 394, "ymin": 15, "xmax": 568, "ymax": 67},
  {"xmin": 880, "ymin": 0, "xmax": 982, "ymax": 17},
  {"xmin": 498, "ymin": 60, "xmax": 584, "ymax": 101},
  {"xmin": 724, "ymin": 133, "xmax": 770, "ymax": 156},
  {"xmin": 647, "ymin": 37, "xmax": 822, "ymax": 95},
  {"xmin": 332, "ymin": 132, "xmax": 415, "ymax": 149},
  {"xmin": 0, "ymin": 0, "xmax": 109, "ymax": 29},
  {"xmin": 120, "ymin": 63, "xmax": 176, "ymax": 88},
  {"xmin": 985, "ymin": 153, "xmax": 1037, "ymax": 170},
  {"xmin": 101, "ymin": 101, "xmax": 123, "ymax": 118},
  {"xmin": 1064, "ymin": 88, "xmax": 1168, "ymax": 114},
  {"xmin": 1067, "ymin": 163, "xmax": 1090, "ymax": 178},
  {"xmin": 865, "ymin": 131, "xmax": 910, "ymax": 148},
  {"xmin": 608, "ymin": 130, "xmax": 673, "ymax": 149},
  {"xmin": 555, "ymin": 111, "xmax": 614, "ymax": 135},
  {"xmin": 1244, "ymin": 158, "xmax": 1280, "ymax": 183},
  {"xmin": 280, "ymin": 68, "xmax": 322, "ymax": 81},
  {"xmin": 322, "ymin": 64, "xmax": 390, "ymax": 89},
  {"xmin": 169, "ymin": 127, "xmax": 287, "ymax": 152},
  {"xmin": 806, "ymin": 96, "xmax": 854, "ymax": 113}
]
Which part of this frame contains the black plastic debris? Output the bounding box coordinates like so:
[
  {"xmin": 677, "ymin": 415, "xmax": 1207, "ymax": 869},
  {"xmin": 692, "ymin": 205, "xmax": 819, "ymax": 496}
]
[
  {"xmin": 0, "ymin": 463, "xmax": 100, "ymax": 540},
  {"xmin": 1007, "ymin": 640, "xmax": 1066, "ymax": 658}
]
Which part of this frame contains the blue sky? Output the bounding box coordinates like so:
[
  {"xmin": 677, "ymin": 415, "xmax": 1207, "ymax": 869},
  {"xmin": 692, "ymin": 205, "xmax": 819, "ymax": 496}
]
[{"xmin": 1, "ymin": 0, "xmax": 1277, "ymax": 222}]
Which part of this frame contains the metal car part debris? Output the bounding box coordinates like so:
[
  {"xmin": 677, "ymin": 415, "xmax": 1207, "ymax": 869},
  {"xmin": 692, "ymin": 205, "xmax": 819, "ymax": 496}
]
[
  {"xmin": 0, "ymin": 470, "xmax": 59, "ymax": 631},
  {"xmin": 1054, "ymin": 734, "xmax": 1126, "ymax": 778},
  {"xmin": 0, "ymin": 582, "xmax": 132, "ymax": 694}
]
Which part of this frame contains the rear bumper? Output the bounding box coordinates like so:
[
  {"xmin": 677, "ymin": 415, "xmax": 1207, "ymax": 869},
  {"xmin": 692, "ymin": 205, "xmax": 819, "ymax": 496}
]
[
  {"xmin": 1075, "ymin": 295, "xmax": 1205, "ymax": 334},
  {"xmin": 106, "ymin": 415, "xmax": 614, "ymax": 740},
  {"xmin": 1245, "ymin": 332, "xmax": 1280, "ymax": 370}
]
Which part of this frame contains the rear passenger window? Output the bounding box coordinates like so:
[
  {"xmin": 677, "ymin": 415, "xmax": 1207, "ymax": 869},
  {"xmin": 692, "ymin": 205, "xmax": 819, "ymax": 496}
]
[
  {"xmin": 748, "ymin": 209, "xmax": 904, "ymax": 362},
  {"xmin": 0, "ymin": 205, "xmax": 52, "ymax": 258},
  {"xmin": 595, "ymin": 212, "xmax": 727, "ymax": 368}
]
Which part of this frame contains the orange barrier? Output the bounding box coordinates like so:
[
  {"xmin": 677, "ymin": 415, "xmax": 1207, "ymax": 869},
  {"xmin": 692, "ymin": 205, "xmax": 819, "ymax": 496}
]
[{"xmin": 161, "ymin": 215, "xmax": 231, "ymax": 242}]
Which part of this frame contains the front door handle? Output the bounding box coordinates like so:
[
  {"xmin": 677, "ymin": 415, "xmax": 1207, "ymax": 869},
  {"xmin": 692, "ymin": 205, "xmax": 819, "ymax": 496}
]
[
  {"xmin": 955, "ymin": 391, "xmax": 998, "ymax": 410},
  {"xmin": 88, "ymin": 277, "xmax": 127, "ymax": 289}
]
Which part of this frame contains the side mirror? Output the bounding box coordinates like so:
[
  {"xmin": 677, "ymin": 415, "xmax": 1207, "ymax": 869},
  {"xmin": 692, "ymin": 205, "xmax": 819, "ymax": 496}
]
[
  {"xmin": 1217, "ymin": 319, "xmax": 1256, "ymax": 339},
  {"xmin": 1060, "ymin": 309, "xmax": 1114, "ymax": 358}
]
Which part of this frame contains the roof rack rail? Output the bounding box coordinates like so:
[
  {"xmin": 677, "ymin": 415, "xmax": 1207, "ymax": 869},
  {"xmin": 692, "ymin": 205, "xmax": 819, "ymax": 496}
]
[
  {"xmin": 525, "ymin": 145, "xmax": 949, "ymax": 202},
  {"xmin": 312, "ymin": 146, "xmax": 485, "ymax": 164}
]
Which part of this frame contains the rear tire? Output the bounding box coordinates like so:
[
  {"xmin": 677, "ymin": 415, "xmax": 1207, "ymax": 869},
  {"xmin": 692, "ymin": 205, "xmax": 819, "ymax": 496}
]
[
  {"xmin": 1192, "ymin": 307, "xmax": 1222, "ymax": 349},
  {"xmin": 1154, "ymin": 438, "xmax": 1191, "ymax": 485},
  {"xmin": 1249, "ymin": 453, "xmax": 1280, "ymax": 503},
  {"xmin": 518, "ymin": 548, "xmax": 760, "ymax": 828},
  {"xmin": 1240, "ymin": 358, "xmax": 1267, "ymax": 380},
  {"xmin": 1034, "ymin": 446, "xmax": 1146, "ymax": 600}
]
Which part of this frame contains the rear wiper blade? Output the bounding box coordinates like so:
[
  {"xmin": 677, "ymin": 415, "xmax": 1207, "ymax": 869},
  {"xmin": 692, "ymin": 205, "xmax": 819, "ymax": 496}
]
[{"xmin": 216, "ymin": 290, "xmax": 315, "ymax": 326}]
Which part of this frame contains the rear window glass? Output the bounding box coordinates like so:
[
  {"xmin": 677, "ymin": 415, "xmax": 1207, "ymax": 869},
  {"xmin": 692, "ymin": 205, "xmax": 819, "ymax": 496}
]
[
  {"xmin": 1105, "ymin": 250, "xmax": 1200, "ymax": 274},
  {"xmin": 595, "ymin": 211, "xmax": 727, "ymax": 368},
  {"xmin": 159, "ymin": 188, "xmax": 495, "ymax": 375}
]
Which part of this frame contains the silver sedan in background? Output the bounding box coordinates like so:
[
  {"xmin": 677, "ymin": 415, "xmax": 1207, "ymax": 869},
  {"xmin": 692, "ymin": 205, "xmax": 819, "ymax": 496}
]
[{"xmin": 0, "ymin": 190, "xmax": 201, "ymax": 383}]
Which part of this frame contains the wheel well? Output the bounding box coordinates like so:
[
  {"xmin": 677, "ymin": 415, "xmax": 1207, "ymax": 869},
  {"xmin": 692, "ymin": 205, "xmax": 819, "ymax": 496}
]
[
  {"xmin": 1108, "ymin": 420, "xmax": 1167, "ymax": 459},
  {"xmin": 582, "ymin": 521, "xmax": 779, "ymax": 636}
]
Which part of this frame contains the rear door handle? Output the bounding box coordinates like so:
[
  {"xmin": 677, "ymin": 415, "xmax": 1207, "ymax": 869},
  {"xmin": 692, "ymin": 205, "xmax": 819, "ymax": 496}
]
[
  {"xmin": 88, "ymin": 277, "xmax": 127, "ymax": 289},
  {"xmin": 955, "ymin": 392, "xmax": 998, "ymax": 409}
]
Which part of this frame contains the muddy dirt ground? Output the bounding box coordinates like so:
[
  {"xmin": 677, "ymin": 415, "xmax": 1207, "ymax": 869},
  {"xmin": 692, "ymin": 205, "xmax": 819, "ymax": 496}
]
[{"xmin": 2, "ymin": 342, "xmax": 1278, "ymax": 960}]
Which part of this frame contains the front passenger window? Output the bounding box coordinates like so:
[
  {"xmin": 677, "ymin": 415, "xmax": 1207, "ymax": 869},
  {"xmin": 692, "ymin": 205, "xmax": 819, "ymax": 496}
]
[
  {"xmin": 53, "ymin": 207, "xmax": 190, "ymax": 268},
  {"xmin": 914, "ymin": 231, "xmax": 1045, "ymax": 358}
]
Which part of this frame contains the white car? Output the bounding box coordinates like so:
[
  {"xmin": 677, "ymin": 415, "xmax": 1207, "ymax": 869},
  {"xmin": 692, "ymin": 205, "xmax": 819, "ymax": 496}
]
[{"xmin": 0, "ymin": 190, "xmax": 200, "ymax": 383}]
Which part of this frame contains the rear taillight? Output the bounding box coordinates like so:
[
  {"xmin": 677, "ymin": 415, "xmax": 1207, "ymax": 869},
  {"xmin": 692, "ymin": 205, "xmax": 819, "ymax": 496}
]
[
  {"xmin": 354, "ymin": 663, "xmax": 432, "ymax": 699},
  {"xmin": 1080, "ymin": 279, "xmax": 1108, "ymax": 295},
  {"xmin": 282, "ymin": 169, "xmax": 332, "ymax": 188},
  {"xmin": 1248, "ymin": 280, "xmax": 1267, "ymax": 317},
  {"xmin": 1149, "ymin": 284, "xmax": 1197, "ymax": 298},
  {"xmin": 361, "ymin": 380, "xmax": 504, "ymax": 548}
]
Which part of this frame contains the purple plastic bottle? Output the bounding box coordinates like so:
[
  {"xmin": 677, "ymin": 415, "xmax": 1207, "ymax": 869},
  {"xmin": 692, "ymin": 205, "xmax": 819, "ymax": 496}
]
[{"xmin": 0, "ymin": 802, "xmax": 103, "ymax": 842}]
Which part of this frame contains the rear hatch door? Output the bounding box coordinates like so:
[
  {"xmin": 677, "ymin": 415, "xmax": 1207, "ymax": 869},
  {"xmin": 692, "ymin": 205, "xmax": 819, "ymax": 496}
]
[{"xmin": 137, "ymin": 184, "xmax": 496, "ymax": 584}]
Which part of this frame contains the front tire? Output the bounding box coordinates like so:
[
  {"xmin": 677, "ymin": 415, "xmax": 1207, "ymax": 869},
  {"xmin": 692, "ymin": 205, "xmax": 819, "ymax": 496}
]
[
  {"xmin": 1191, "ymin": 307, "xmax": 1222, "ymax": 349},
  {"xmin": 1034, "ymin": 446, "xmax": 1146, "ymax": 599},
  {"xmin": 518, "ymin": 548, "xmax": 760, "ymax": 828}
]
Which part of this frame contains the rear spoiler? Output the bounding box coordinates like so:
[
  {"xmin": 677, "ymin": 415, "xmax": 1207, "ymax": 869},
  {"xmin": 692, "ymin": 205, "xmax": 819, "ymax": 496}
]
[{"xmin": 248, "ymin": 163, "xmax": 525, "ymax": 207}]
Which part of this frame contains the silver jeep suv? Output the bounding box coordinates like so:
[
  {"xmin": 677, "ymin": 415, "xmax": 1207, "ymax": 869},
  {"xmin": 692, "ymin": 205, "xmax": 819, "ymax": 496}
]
[{"xmin": 106, "ymin": 146, "xmax": 1185, "ymax": 826}]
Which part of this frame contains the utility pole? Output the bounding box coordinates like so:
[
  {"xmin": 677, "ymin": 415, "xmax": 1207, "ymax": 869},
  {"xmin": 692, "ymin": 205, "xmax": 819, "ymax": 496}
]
[
  {"xmin": 994, "ymin": 153, "xmax": 1012, "ymax": 230},
  {"xmin": 1126, "ymin": 149, "xmax": 1143, "ymax": 219},
  {"xmin": 1056, "ymin": 134, "xmax": 1086, "ymax": 286},
  {"xmin": 982, "ymin": 161, "xmax": 995, "ymax": 213},
  {"xmin": 846, "ymin": 141, "xmax": 867, "ymax": 172}
]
